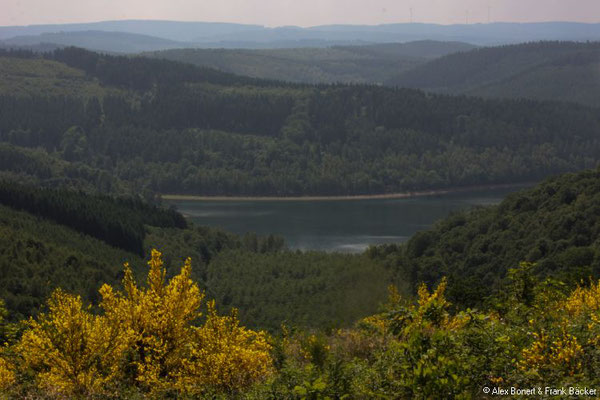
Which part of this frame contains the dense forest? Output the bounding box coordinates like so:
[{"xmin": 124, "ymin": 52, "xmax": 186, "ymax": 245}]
[
  {"xmin": 389, "ymin": 41, "xmax": 600, "ymax": 107},
  {"xmin": 1, "ymin": 47, "xmax": 600, "ymax": 196},
  {"xmin": 0, "ymin": 181, "xmax": 186, "ymax": 254},
  {"xmin": 369, "ymin": 167, "xmax": 600, "ymax": 308},
  {"xmin": 0, "ymin": 203, "xmax": 138, "ymax": 320}
]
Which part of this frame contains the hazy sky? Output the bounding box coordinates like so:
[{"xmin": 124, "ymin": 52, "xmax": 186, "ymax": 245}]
[{"xmin": 2, "ymin": 0, "xmax": 600, "ymax": 27}]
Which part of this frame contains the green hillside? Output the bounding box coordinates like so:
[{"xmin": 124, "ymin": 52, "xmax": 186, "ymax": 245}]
[
  {"xmin": 0, "ymin": 56, "xmax": 122, "ymax": 98},
  {"xmin": 389, "ymin": 41, "xmax": 600, "ymax": 106},
  {"xmin": 7, "ymin": 161, "xmax": 600, "ymax": 334},
  {"xmin": 0, "ymin": 142, "xmax": 129, "ymax": 194},
  {"xmin": 0, "ymin": 203, "xmax": 140, "ymax": 320},
  {"xmin": 0, "ymin": 182, "xmax": 392, "ymax": 331},
  {"xmin": 468, "ymin": 50, "xmax": 600, "ymax": 107},
  {"xmin": 206, "ymin": 250, "xmax": 391, "ymax": 331},
  {"xmin": 1, "ymin": 47, "xmax": 600, "ymax": 198},
  {"xmin": 147, "ymin": 40, "xmax": 476, "ymax": 84},
  {"xmin": 369, "ymin": 167, "xmax": 600, "ymax": 308}
]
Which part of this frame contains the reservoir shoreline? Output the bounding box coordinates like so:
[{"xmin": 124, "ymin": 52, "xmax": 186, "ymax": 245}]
[{"xmin": 162, "ymin": 182, "xmax": 535, "ymax": 203}]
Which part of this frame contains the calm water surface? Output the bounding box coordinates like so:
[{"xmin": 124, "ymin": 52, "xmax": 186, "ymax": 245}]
[{"xmin": 167, "ymin": 187, "xmax": 526, "ymax": 253}]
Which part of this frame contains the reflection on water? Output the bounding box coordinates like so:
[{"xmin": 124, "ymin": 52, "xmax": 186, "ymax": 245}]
[
  {"xmin": 167, "ymin": 186, "xmax": 527, "ymax": 253},
  {"xmin": 184, "ymin": 210, "xmax": 276, "ymax": 218}
]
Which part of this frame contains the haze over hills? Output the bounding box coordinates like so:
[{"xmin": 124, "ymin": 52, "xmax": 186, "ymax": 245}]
[
  {"xmin": 388, "ymin": 41, "xmax": 600, "ymax": 107},
  {"xmin": 0, "ymin": 30, "xmax": 380, "ymax": 53},
  {"xmin": 0, "ymin": 20, "xmax": 264, "ymax": 42},
  {"xmin": 1, "ymin": 20, "xmax": 600, "ymax": 50},
  {"xmin": 1, "ymin": 31, "xmax": 189, "ymax": 54},
  {"xmin": 146, "ymin": 41, "xmax": 476, "ymax": 84},
  {"xmin": 197, "ymin": 22, "xmax": 600, "ymax": 46}
]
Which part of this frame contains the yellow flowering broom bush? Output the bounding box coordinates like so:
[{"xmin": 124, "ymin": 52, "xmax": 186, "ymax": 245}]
[
  {"xmin": 14, "ymin": 249, "xmax": 273, "ymax": 397},
  {"xmin": 17, "ymin": 289, "xmax": 133, "ymax": 396},
  {"xmin": 99, "ymin": 249, "xmax": 206, "ymax": 394},
  {"xmin": 0, "ymin": 357, "xmax": 15, "ymax": 392},
  {"xmin": 0, "ymin": 300, "xmax": 16, "ymax": 393},
  {"xmin": 518, "ymin": 278, "xmax": 600, "ymax": 384},
  {"xmin": 182, "ymin": 300, "xmax": 273, "ymax": 393}
]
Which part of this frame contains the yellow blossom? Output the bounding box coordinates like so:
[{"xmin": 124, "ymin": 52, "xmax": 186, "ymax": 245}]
[
  {"xmin": 520, "ymin": 330, "xmax": 583, "ymax": 375},
  {"xmin": 0, "ymin": 356, "xmax": 15, "ymax": 392},
  {"xmin": 17, "ymin": 289, "xmax": 133, "ymax": 396},
  {"xmin": 16, "ymin": 249, "xmax": 273, "ymax": 397}
]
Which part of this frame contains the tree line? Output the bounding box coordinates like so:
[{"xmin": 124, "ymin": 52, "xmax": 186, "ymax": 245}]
[{"xmin": 0, "ymin": 181, "xmax": 186, "ymax": 255}]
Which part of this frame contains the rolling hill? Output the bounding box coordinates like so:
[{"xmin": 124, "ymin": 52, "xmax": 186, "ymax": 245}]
[
  {"xmin": 147, "ymin": 41, "xmax": 476, "ymax": 84},
  {"xmin": 1, "ymin": 30, "xmax": 190, "ymax": 53},
  {"xmin": 369, "ymin": 167, "xmax": 600, "ymax": 308},
  {"xmin": 0, "ymin": 55, "xmax": 125, "ymax": 97},
  {"xmin": 1, "ymin": 47, "xmax": 600, "ymax": 198},
  {"xmin": 388, "ymin": 41, "xmax": 600, "ymax": 107}
]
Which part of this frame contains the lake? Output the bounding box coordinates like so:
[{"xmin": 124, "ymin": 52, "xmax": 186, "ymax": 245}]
[{"xmin": 166, "ymin": 186, "xmax": 527, "ymax": 253}]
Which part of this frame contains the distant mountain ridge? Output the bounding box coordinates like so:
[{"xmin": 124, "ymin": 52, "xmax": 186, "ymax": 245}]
[
  {"xmin": 2, "ymin": 30, "xmax": 188, "ymax": 53},
  {"xmin": 0, "ymin": 20, "xmax": 263, "ymax": 42},
  {"xmin": 1, "ymin": 20, "xmax": 600, "ymax": 49}
]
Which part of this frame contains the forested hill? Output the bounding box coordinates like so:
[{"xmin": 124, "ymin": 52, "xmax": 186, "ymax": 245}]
[
  {"xmin": 388, "ymin": 41, "xmax": 600, "ymax": 107},
  {"xmin": 145, "ymin": 41, "xmax": 476, "ymax": 85},
  {"xmin": 369, "ymin": 167, "xmax": 600, "ymax": 308},
  {"xmin": 1, "ymin": 47, "xmax": 600, "ymax": 196},
  {"xmin": 0, "ymin": 181, "xmax": 391, "ymax": 331}
]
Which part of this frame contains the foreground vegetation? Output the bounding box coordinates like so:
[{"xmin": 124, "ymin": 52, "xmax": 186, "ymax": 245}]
[
  {"xmin": 0, "ymin": 250, "xmax": 598, "ymax": 398},
  {"xmin": 0, "ymin": 249, "xmax": 274, "ymax": 397}
]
